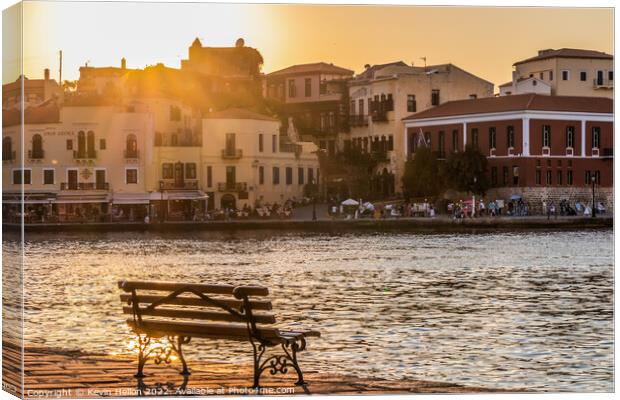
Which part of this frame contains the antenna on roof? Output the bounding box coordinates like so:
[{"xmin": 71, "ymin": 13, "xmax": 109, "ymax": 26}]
[{"xmin": 420, "ymin": 57, "xmax": 427, "ymax": 70}]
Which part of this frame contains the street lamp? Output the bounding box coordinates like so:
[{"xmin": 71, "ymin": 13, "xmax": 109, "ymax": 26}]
[{"xmin": 591, "ymin": 175, "xmax": 596, "ymax": 218}]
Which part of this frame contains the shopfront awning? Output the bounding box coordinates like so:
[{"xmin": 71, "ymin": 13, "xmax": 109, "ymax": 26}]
[
  {"xmin": 165, "ymin": 191, "xmax": 209, "ymax": 201},
  {"xmin": 55, "ymin": 193, "xmax": 110, "ymax": 204},
  {"xmin": 112, "ymin": 193, "xmax": 150, "ymax": 205},
  {"xmin": 3, "ymin": 192, "xmax": 57, "ymax": 204}
]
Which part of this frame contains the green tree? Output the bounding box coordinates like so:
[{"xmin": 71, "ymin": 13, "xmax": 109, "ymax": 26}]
[
  {"xmin": 402, "ymin": 146, "xmax": 444, "ymax": 199},
  {"xmin": 443, "ymin": 145, "xmax": 489, "ymax": 195},
  {"xmin": 318, "ymin": 147, "xmax": 378, "ymax": 199}
]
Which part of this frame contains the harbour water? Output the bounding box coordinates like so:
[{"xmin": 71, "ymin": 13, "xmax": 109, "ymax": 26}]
[{"xmin": 12, "ymin": 229, "xmax": 614, "ymax": 391}]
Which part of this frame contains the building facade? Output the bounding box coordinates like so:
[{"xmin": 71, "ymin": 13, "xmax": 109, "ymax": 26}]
[
  {"xmin": 264, "ymin": 62, "xmax": 353, "ymax": 155},
  {"xmin": 346, "ymin": 62, "xmax": 494, "ymax": 198},
  {"xmin": 502, "ymin": 48, "xmax": 613, "ymax": 98},
  {"xmin": 403, "ymin": 94, "xmax": 613, "ymax": 212}
]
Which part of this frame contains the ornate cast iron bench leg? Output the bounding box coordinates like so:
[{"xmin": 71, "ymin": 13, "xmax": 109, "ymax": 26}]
[
  {"xmin": 250, "ymin": 337, "xmax": 307, "ymax": 389},
  {"xmin": 133, "ymin": 334, "xmax": 192, "ymax": 378}
]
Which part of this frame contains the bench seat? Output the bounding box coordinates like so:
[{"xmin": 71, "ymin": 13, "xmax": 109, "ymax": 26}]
[{"xmin": 127, "ymin": 319, "xmax": 319, "ymax": 341}]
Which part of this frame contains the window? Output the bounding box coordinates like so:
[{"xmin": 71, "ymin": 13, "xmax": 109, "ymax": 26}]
[
  {"xmin": 225, "ymin": 133, "xmax": 236, "ymax": 155},
  {"xmin": 594, "ymin": 170, "xmax": 601, "ymax": 185},
  {"xmin": 298, "ymin": 167, "xmax": 304, "ymax": 185},
  {"xmin": 471, "ymin": 128, "xmax": 478, "ymax": 147},
  {"xmin": 585, "ymin": 170, "xmax": 591, "ymax": 184},
  {"xmin": 592, "ymin": 127, "xmax": 601, "ymax": 148},
  {"xmin": 358, "ymin": 99, "xmax": 364, "ymax": 116},
  {"xmin": 162, "ymin": 163, "xmax": 173, "ymax": 179},
  {"xmin": 272, "ymin": 167, "xmax": 280, "ymax": 185},
  {"xmin": 126, "ymin": 168, "xmax": 138, "ymax": 184},
  {"xmin": 386, "ymin": 94, "xmax": 394, "ymax": 111},
  {"xmin": 100, "ymin": 138, "xmax": 106, "ymax": 150},
  {"xmin": 350, "ymin": 100, "xmax": 356, "ymax": 115},
  {"xmin": 13, "ymin": 169, "xmax": 31, "ymax": 184},
  {"xmin": 609, "ymin": 71, "xmax": 614, "ymax": 81},
  {"xmin": 407, "ymin": 95, "xmax": 417, "ymax": 112},
  {"xmin": 185, "ymin": 163, "xmax": 197, "ymax": 179},
  {"xmin": 258, "ymin": 133, "xmax": 264, "ymax": 152},
  {"xmin": 388, "ymin": 135, "xmax": 394, "ymax": 151},
  {"xmin": 431, "ymin": 90, "xmax": 440, "ymax": 106},
  {"xmin": 170, "ymin": 106, "xmax": 181, "ymax": 121},
  {"xmin": 207, "ymin": 166, "xmax": 213, "ymax": 187},
  {"xmin": 288, "ymin": 79, "xmax": 296, "ymax": 98},
  {"xmin": 580, "ymin": 71, "xmax": 587, "ymax": 81},
  {"xmin": 567, "ymin": 170, "xmax": 573, "ymax": 185},
  {"xmin": 43, "ymin": 169, "xmax": 55, "ymax": 185},
  {"xmin": 452, "ymin": 130, "xmax": 458, "ymax": 152},
  {"xmin": 126, "ymin": 134, "xmax": 137, "ymax": 156},
  {"xmin": 561, "ymin": 70, "xmax": 570, "ymax": 81},
  {"xmin": 32, "ymin": 134, "xmax": 43, "ymax": 158},
  {"xmin": 272, "ymin": 135, "xmax": 278, "ymax": 152},
  {"xmin": 532, "ymin": 80, "xmax": 537, "ymax": 87},
  {"xmin": 225, "ymin": 166, "xmax": 236, "ymax": 187},
  {"xmin": 512, "ymin": 166, "xmax": 519, "ymax": 185},
  {"xmin": 489, "ymin": 127, "xmax": 496, "ymax": 149},
  {"xmin": 438, "ymin": 131, "xmax": 445, "ymax": 158},
  {"xmin": 596, "ymin": 70, "xmax": 604, "ymax": 85},
  {"xmin": 424, "ymin": 132, "xmax": 431, "ymax": 148},
  {"xmin": 286, "ymin": 167, "xmax": 293, "ymax": 185},
  {"xmin": 87, "ymin": 131, "xmax": 95, "ymax": 155},
  {"xmin": 542, "ymin": 125, "xmax": 551, "ymax": 147},
  {"xmin": 556, "ymin": 171, "xmax": 562, "ymax": 185},
  {"xmin": 507, "ymin": 126, "xmax": 515, "ymax": 148},
  {"xmin": 535, "ymin": 170, "xmax": 542, "ymax": 185},
  {"xmin": 258, "ymin": 166, "xmax": 264, "ymax": 185},
  {"xmin": 304, "ymin": 78, "xmax": 311, "ymax": 97},
  {"xmin": 308, "ymin": 167, "xmax": 314, "ymax": 184},
  {"xmin": 502, "ymin": 166, "xmax": 509, "ymax": 185},
  {"xmin": 2, "ymin": 137, "xmax": 12, "ymax": 161},
  {"xmin": 491, "ymin": 167, "xmax": 498, "ymax": 185},
  {"xmin": 539, "ymin": 72, "xmax": 544, "ymax": 80},
  {"xmin": 549, "ymin": 70, "xmax": 553, "ymax": 81},
  {"xmin": 319, "ymin": 80, "xmax": 327, "ymax": 95},
  {"xmin": 566, "ymin": 126, "xmax": 575, "ymax": 148}
]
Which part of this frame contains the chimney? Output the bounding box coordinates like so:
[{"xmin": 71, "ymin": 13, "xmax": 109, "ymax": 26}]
[
  {"xmin": 512, "ymin": 70, "xmax": 518, "ymax": 86},
  {"xmin": 44, "ymin": 68, "xmax": 50, "ymax": 80},
  {"xmin": 121, "ymin": 57, "xmax": 126, "ymax": 70}
]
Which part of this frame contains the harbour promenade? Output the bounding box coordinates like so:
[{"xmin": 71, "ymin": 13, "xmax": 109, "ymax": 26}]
[{"xmin": 3, "ymin": 340, "xmax": 506, "ymax": 398}]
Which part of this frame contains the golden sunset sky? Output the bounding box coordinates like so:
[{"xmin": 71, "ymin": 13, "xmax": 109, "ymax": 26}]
[{"xmin": 3, "ymin": 2, "xmax": 614, "ymax": 89}]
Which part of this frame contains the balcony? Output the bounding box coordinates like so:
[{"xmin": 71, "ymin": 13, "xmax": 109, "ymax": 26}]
[
  {"xmin": 349, "ymin": 115, "xmax": 369, "ymax": 127},
  {"xmin": 124, "ymin": 149, "xmax": 139, "ymax": 159},
  {"xmin": 73, "ymin": 150, "xmax": 97, "ymax": 160},
  {"xmin": 159, "ymin": 180, "xmax": 199, "ymax": 190},
  {"xmin": 371, "ymin": 111, "xmax": 389, "ymax": 123},
  {"xmin": 2, "ymin": 151, "xmax": 16, "ymax": 162},
  {"xmin": 217, "ymin": 182, "xmax": 248, "ymax": 192},
  {"xmin": 221, "ymin": 149, "xmax": 243, "ymax": 159},
  {"xmin": 61, "ymin": 182, "xmax": 109, "ymax": 190},
  {"xmin": 28, "ymin": 150, "xmax": 45, "ymax": 160},
  {"xmin": 593, "ymin": 78, "xmax": 613, "ymax": 89}
]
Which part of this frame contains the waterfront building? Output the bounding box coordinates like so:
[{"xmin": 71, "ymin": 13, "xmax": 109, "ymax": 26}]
[
  {"xmin": 264, "ymin": 62, "xmax": 353, "ymax": 155},
  {"xmin": 2, "ymin": 104, "xmax": 154, "ymax": 222},
  {"xmin": 346, "ymin": 62, "xmax": 494, "ymax": 198},
  {"xmin": 499, "ymin": 48, "xmax": 613, "ymax": 98},
  {"xmin": 2, "ymin": 69, "xmax": 63, "ymax": 109},
  {"xmin": 402, "ymin": 93, "xmax": 613, "ymax": 212}
]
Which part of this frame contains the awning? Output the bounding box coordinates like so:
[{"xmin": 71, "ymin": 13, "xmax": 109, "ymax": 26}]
[
  {"xmin": 3, "ymin": 193, "xmax": 57, "ymax": 204},
  {"xmin": 55, "ymin": 193, "xmax": 110, "ymax": 204},
  {"xmin": 112, "ymin": 193, "xmax": 150, "ymax": 205},
  {"xmin": 166, "ymin": 191, "xmax": 209, "ymax": 201}
]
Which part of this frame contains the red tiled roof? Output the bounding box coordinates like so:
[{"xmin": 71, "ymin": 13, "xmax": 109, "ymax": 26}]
[
  {"xmin": 267, "ymin": 62, "xmax": 353, "ymax": 77},
  {"xmin": 514, "ymin": 48, "xmax": 613, "ymax": 66},
  {"xmin": 2, "ymin": 103, "xmax": 60, "ymax": 127},
  {"xmin": 403, "ymin": 94, "xmax": 613, "ymax": 121},
  {"xmin": 203, "ymin": 107, "xmax": 278, "ymax": 121}
]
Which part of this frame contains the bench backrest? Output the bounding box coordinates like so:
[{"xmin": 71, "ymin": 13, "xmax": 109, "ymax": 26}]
[{"xmin": 118, "ymin": 280, "xmax": 276, "ymax": 329}]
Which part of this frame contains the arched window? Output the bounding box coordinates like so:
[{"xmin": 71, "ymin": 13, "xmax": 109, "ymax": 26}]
[
  {"xmin": 171, "ymin": 134, "xmax": 178, "ymax": 146},
  {"xmin": 77, "ymin": 131, "xmax": 86, "ymax": 156},
  {"xmin": 2, "ymin": 137, "xmax": 13, "ymax": 161},
  {"xmin": 126, "ymin": 134, "xmax": 137, "ymax": 157},
  {"xmin": 87, "ymin": 131, "xmax": 95, "ymax": 156},
  {"xmin": 32, "ymin": 134, "xmax": 43, "ymax": 159}
]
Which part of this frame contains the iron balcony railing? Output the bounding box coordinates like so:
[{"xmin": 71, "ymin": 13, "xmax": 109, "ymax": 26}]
[
  {"xmin": 221, "ymin": 149, "xmax": 243, "ymax": 159},
  {"xmin": 28, "ymin": 149, "xmax": 45, "ymax": 159},
  {"xmin": 217, "ymin": 182, "xmax": 248, "ymax": 192},
  {"xmin": 593, "ymin": 78, "xmax": 613, "ymax": 89},
  {"xmin": 124, "ymin": 149, "xmax": 139, "ymax": 159},
  {"xmin": 61, "ymin": 182, "xmax": 109, "ymax": 190},
  {"xmin": 73, "ymin": 150, "xmax": 97, "ymax": 159},
  {"xmin": 159, "ymin": 180, "xmax": 199, "ymax": 190},
  {"xmin": 348, "ymin": 115, "xmax": 369, "ymax": 127}
]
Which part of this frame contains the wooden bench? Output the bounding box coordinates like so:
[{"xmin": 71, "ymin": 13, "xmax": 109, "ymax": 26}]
[{"xmin": 118, "ymin": 280, "xmax": 319, "ymax": 388}]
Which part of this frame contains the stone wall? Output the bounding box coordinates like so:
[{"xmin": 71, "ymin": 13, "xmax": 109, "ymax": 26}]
[{"xmin": 485, "ymin": 186, "xmax": 614, "ymax": 215}]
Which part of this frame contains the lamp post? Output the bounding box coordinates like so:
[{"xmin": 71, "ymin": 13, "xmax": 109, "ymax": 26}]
[{"xmin": 591, "ymin": 175, "xmax": 596, "ymax": 218}]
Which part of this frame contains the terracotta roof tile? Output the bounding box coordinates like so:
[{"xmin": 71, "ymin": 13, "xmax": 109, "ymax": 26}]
[
  {"xmin": 514, "ymin": 48, "xmax": 613, "ymax": 66},
  {"xmin": 403, "ymin": 94, "xmax": 612, "ymax": 121},
  {"xmin": 267, "ymin": 62, "xmax": 353, "ymax": 77}
]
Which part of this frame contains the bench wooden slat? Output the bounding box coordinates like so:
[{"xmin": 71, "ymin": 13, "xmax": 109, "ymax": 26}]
[
  {"xmin": 120, "ymin": 294, "xmax": 273, "ymax": 311},
  {"xmin": 122, "ymin": 306, "xmax": 276, "ymax": 324},
  {"xmin": 126, "ymin": 319, "xmax": 279, "ymax": 341},
  {"xmin": 118, "ymin": 280, "xmax": 269, "ymax": 297}
]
